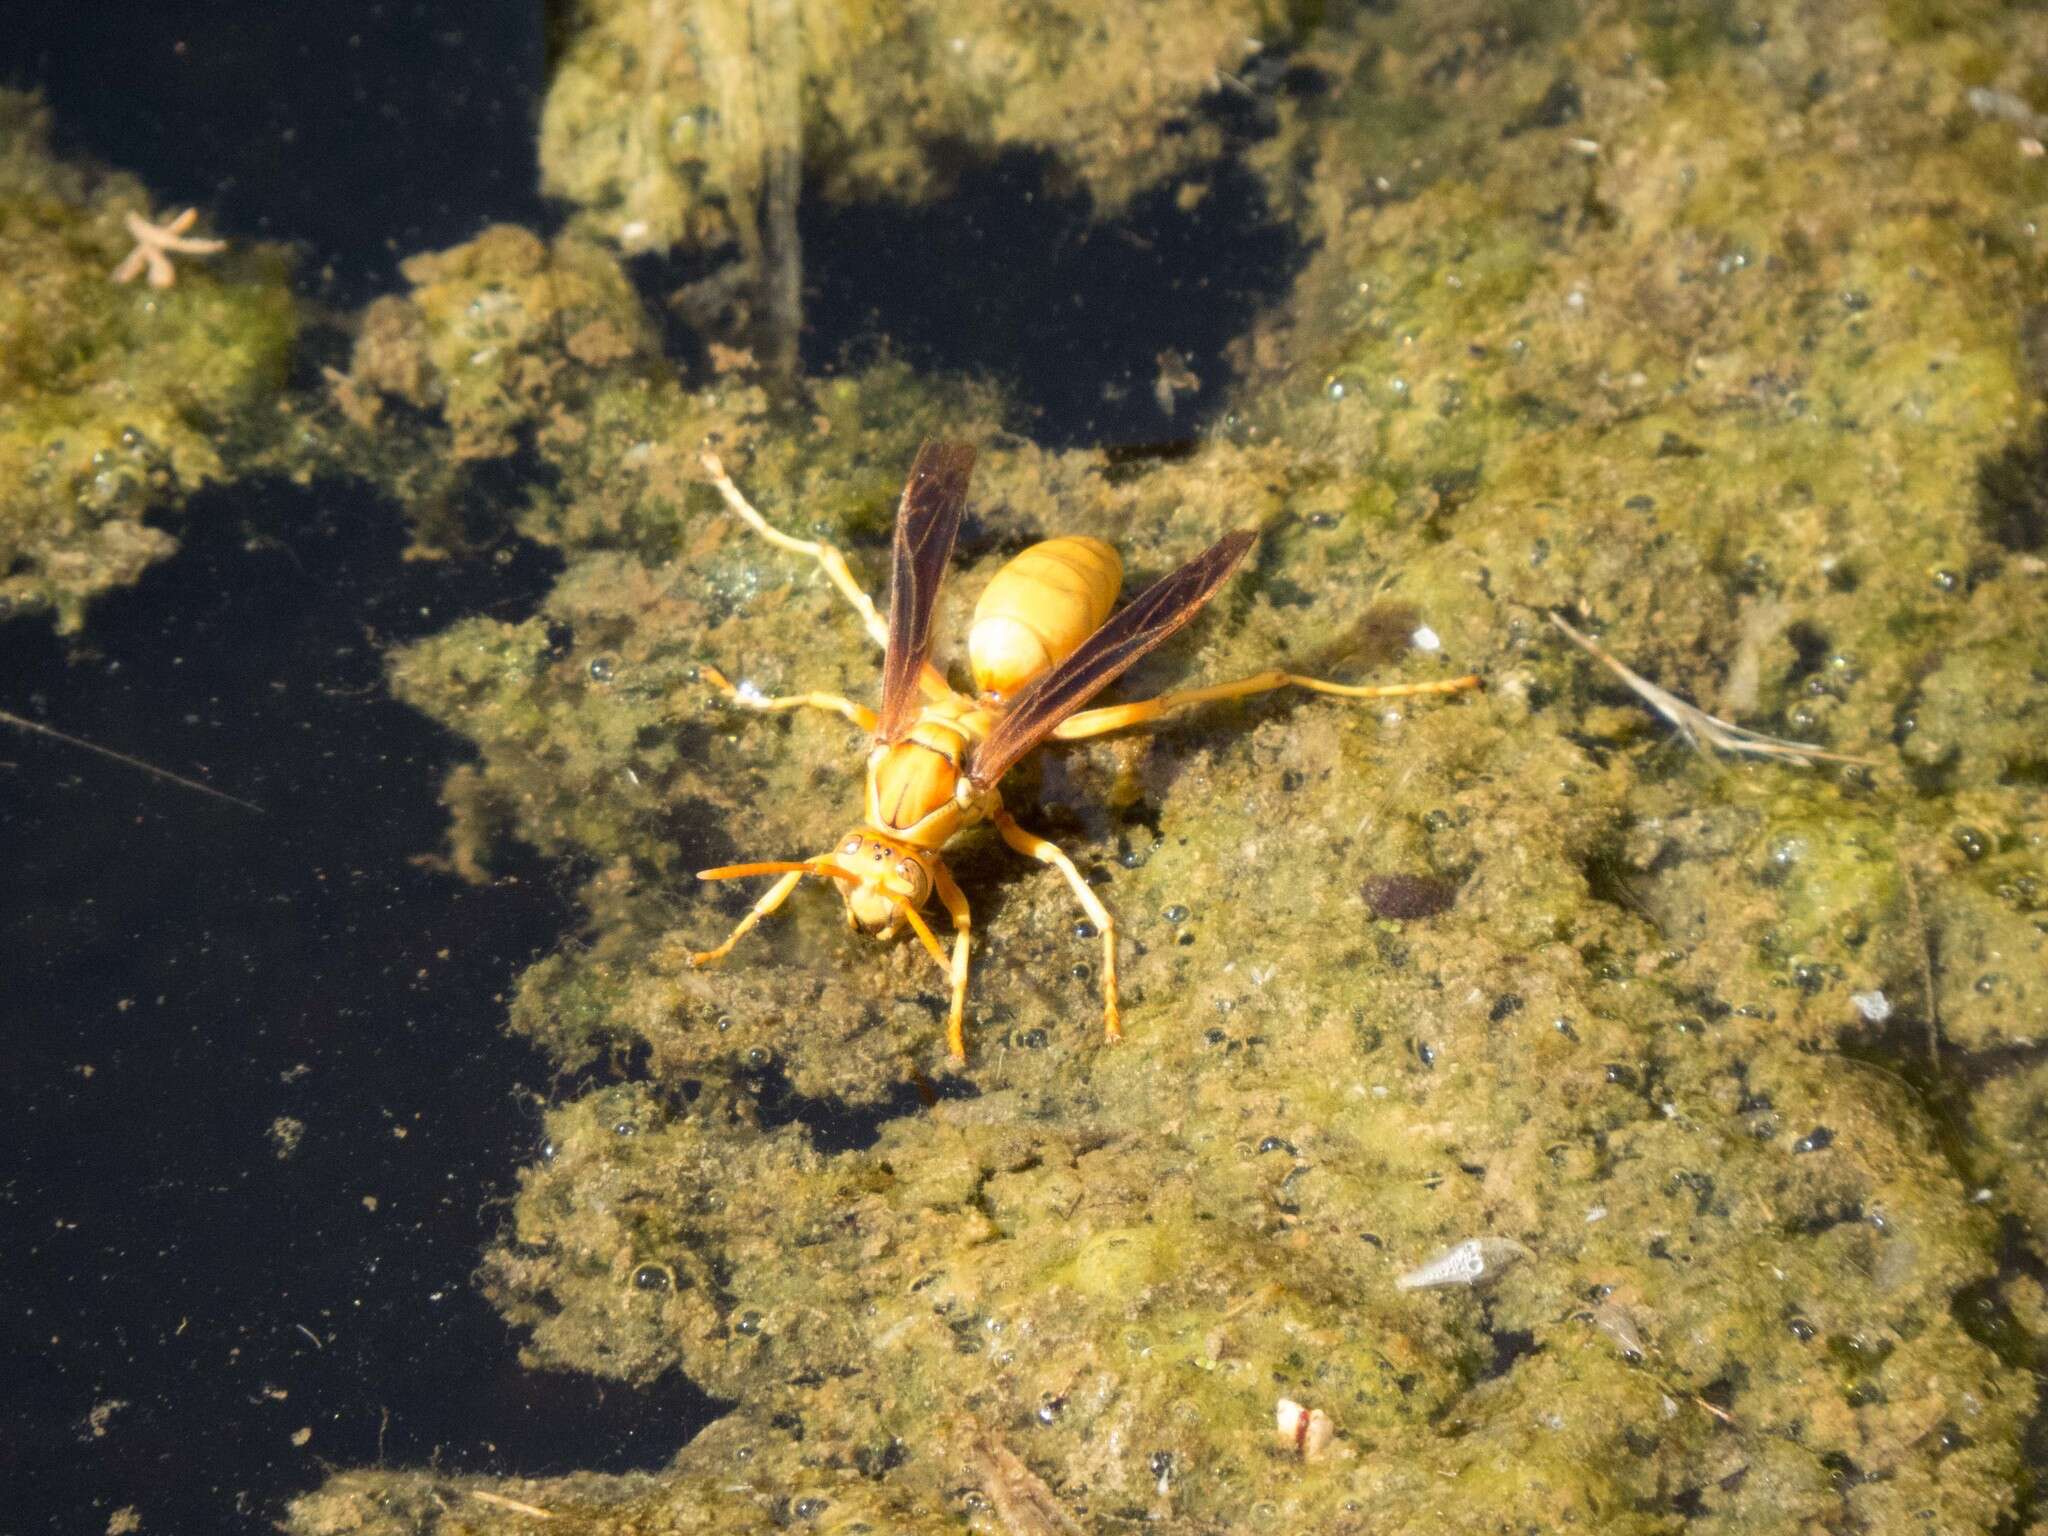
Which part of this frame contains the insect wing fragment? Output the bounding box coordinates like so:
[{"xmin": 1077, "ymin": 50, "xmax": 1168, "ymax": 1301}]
[
  {"xmin": 968, "ymin": 529, "xmax": 1256, "ymax": 788},
  {"xmin": 877, "ymin": 441, "xmax": 976, "ymax": 741}
]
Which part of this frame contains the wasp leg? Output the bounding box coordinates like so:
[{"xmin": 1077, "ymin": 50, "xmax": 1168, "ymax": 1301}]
[
  {"xmin": 701, "ymin": 453, "xmax": 957, "ymax": 701},
  {"xmin": 701, "ymin": 665, "xmax": 879, "ymax": 732},
  {"xmin": 1050, "ymin": 669, "xmax": 1481, "ymax": 740},
  {"xmin": 687, "ymin": 869, "xmax": 807, "ymax": 967},
  {"xmin": 992, "ymin": 809, "xmax": 1120, "ymax": 1044},
  {"xmin": 702, "ymin": 450, "xmax": 892, "ymax": 650},
  {"xmin": 929, "ymin": 860, "xmax": 974, "ymax": 1062}
]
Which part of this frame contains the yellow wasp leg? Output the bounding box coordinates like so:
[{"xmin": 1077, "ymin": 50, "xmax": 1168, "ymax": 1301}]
[
  {"xmin": 702, "ymin": 451, "xmax": 892, "ymax": 649},
  {"xmin": 701, "ymin": 665, "xmax": 879, "ymax": 733},
  {"xmin": 992, "ymin": 808, "xmax": 1121, "ymax": 1044},
  {"xmin": 687, "ymin": 869, "xmax": 807, "ymax": 967},
  {"xmin": 701, "ymin": 452, "xmax": 959, "ymax": 702},
  {"xmin": 1050, "ymin": 670, "xmax": 1482, "ymax": 740},
  {"xmin": 929, "ymin": 860, "xmax": 974, "ymax": 1062}
]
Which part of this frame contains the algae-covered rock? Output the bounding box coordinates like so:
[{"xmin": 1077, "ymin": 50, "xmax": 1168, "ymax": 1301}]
[
  {"xmin": 0, "ymin": 91, "xmax": 296, "ymax": 630},
  {"xmin": 293, "ymin": 0, "xmax": 2048, "ymax": 1532}
]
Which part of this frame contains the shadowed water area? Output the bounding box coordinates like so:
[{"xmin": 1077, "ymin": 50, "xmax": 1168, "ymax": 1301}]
[{"xmin": 5, "ymin": 2, "xmax": 2048, "ymax": 1534}]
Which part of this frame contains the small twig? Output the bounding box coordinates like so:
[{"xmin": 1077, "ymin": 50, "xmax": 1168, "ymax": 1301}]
[
  {"xmin": 1901, "ymin": 859, "xmax": 1939, "ymax": 1064},
  {"xmin": 0, "ymin": 708, "xmax": 264, "ymax": 812},
  {"xmin": 1549, "ymin": 613, "xmax": 1870, "ymax": 768},
  {"xmin": 469, "ymin": 1488, "xmax": 556, "ymax": 1520}
]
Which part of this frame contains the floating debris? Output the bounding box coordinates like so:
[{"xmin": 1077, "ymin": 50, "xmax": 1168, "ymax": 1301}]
[
  {"xmin": 1361, "ymin": 872, "xmax": 1458, "ymax": 920},
  {"xmin": 1, "ymin": 707, "xmax": 264, "ymax": 812},
  {"xmin": 110, "ymin": 207, "xmax": 226, "ymax": 288},
  {"xmin": 1850, "ymin": 990, "xmax": 1892, "ymax": 1023},
  {"xmin": 1549, "ymin": 613, "xmax": 1871, "ymax": 767},
  {"xmin": 964, "ymin": 1424, "xmax": 1086, "ymax": 1536},
  {"xmin": 1275, "ymin": 1398, "xmax": 1334, "ymax": 1459},
  {"xmin": 1394, "ymin": 1236, "xmax": 1531, "ymax": 1291}
]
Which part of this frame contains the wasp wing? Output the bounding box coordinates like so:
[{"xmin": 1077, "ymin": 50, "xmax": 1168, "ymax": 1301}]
[
  {"xmin": 877, "ymin": 441, "xmax": 976, "ymax": 741},
  {"xmin": 968, "ymin": 529, "xmax": 1256, "ymax": 788}
]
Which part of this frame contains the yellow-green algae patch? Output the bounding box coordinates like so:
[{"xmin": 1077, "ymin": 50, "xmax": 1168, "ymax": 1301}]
[
  {"xmin": 539, "ymin": 0, "xmax": 1276, "ymax": 256},
  {"xmin": 293, "ymin": 1, "xmax": 2048, "ymax": 1532},
  {"xmin": 0, "ymin": 91, "xmax": 297, "ymax": 631}
]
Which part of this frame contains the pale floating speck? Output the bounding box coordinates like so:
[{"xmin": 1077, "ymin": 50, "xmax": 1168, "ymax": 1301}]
[
  {"xmin": 1585, "ymin": 1205, "xmax": 1607, "ymax": 1223},
  {"xmin": 1394, "ymin": 1236, "xmax": 1530, "ymax": 1291},
  {"xmin": 736, "ymin": 680, "xmax": 769, "ymax": 706},
  {"xmin": 1850, "ymin": 989, "xmax": 1892, "ymax": 1023},
  {"xmin": 1410, "ymin": 625, "xmax": 1442, "ymax": 652},
  {"xmin": 1275, "ymin": 1398, "xmax": 1333, "ymax": 1458}
]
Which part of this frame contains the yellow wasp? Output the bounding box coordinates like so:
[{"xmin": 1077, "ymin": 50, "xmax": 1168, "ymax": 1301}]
[{"xmin": 689, "ymin": 443, "xmax": 1479, "ymax": 1060}]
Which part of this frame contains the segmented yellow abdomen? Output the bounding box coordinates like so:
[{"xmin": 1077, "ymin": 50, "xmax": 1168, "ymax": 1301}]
[{"xmin": 968, "ymin": 537, "xmax": 1122, "ymax": 704}]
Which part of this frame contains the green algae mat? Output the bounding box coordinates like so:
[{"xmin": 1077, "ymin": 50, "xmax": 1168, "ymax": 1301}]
[{"xmin": 11, "ymin": 0, "xmax": 2048, "ymax": 1530}]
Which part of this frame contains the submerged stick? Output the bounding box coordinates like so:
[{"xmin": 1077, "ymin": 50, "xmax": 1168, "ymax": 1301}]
[
  {"xmin": 0, "ymin": 708, "xmax": 264, "ymax": 813},
  {"xmin": 1549, "ymin": 613, "xmax": 1871, "ymax": 768}
]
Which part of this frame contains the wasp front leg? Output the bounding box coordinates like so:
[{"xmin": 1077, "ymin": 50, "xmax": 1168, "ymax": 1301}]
[
  {"xmin": 992, "ymin": 808, "xmax": 1120, "ymax": 1043},
  {"xmin": 700, "ymin": 665, "xmax": 878, "ymax": 732},
  {"xmin": 930, "ymin": 860, "xmax": 974, "ymax": 1061},
  {"xmin": 1048, "ymin": 669, "xmax": 1481, "ymax": 740},
  {"xmin": 686, "ymin": 869, "xmax": 808, "ymax": 967}
]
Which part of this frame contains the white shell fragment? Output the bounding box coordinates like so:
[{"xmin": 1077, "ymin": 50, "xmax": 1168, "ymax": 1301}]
[
  {"xmin": 1410, "ymin": 624, "xmax": 1442, "ymax": 652},
  {"xmin": 1394, "ymin": 1237, "xmax": 1531, "ymax": 1292},
  {"xmin": 1275, "ymin": 1398, "xmax": 1334, "ymax": 1458},
  {"xmin": 1850, "ymin": 990, "xmax": 1892, "ymax": 1023}
]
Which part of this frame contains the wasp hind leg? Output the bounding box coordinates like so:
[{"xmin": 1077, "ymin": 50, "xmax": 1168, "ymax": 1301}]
[
  {"xmin": 992, "ymin": 809, "xmax": 1120, "ymax": 1044},
  {"xmin": 1049, "ymin": 669, "xmax": 1481, "ymax": 740},
  {"xmin": 701, "ymin": 665, "xmax": 879, "ymax": 732}
]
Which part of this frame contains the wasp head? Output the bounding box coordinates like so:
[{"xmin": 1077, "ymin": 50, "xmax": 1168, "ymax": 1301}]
[{"xmin": 830, "ymin": 833, "xmax": 935, "ymax": 936}]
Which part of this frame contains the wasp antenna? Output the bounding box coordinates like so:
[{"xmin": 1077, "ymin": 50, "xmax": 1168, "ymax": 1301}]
[{"xmin": 698, "ymin": 860, "xmax": 819, "ymax": 881}]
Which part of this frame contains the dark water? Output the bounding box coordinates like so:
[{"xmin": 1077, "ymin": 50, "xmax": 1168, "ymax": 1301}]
[{"xmin": 0, "ymin": 5, "xmax": 1302, "ymax": 1530}]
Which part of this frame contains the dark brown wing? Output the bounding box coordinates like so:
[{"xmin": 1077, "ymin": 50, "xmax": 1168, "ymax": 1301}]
[
  {"xmin": 968, "ymin": 529, "xmax": 1256, "ymax": 788},
  {"xmin": 877, "ymin": 441, "xmax": 976, "ymax": 741}
]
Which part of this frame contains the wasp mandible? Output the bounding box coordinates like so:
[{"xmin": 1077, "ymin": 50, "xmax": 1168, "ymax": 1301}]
[{"xmin": 688, "ymin": 443, "xmax": 1480, "ymax": 1060}]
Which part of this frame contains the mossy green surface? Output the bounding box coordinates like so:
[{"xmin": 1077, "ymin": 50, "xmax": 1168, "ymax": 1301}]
[
  {"xmin": 538, "ymin": 0, "xmax": 1274, "ymax": 255},
  {"xmin": 0, "ymin": 91, "xmax": 296, "ymax": 631},
  {"xmin": 293, "ymin": 2, "xmax": 2048, "ymax": 1532}
]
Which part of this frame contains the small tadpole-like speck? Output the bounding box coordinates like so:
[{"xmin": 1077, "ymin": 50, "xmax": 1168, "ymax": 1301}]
[
  {"xmin": 632, "ymin": 1264, "xmax": 670, "ymax": 1292},
  {"xmin": 1793, "ymin": 1126, "xmax": 1834, "ymax": 1154},
  {"xmin": 1788, "ymin": 1315, "xmax": 1817, "ymax": 1342},
  {"xmin": 1257, "ymin": 1136, "xmax": 1296, "ymax": 1155},
  {"xmin": 1149, "ymin": 1450, "xmax": 1174, "ymax": 1484},
  {"xmin": 588, "ymin": 655, "xmax": 616, "ymax": 683},
  {"xmin": 1604, "ymin": 1063, "xmax": 1638, "ymax": 1088},
  {"xmin": 1952, "ymin": 825, "xmax": 1989, "ymax": 860},
  {"xmin": 735, "ymin": 1311, "xmax": 763, "ymax": 1336},
  {"xmin": 1035, "ymin": 1396, "xmax": 1066, "ymax": 1425},
  {"xmin": 612, "ymin": 1120, "xmax": 637, "ymax": 1136},
  {"xmin": 1017, "ymin": 1028, "xmax": 1048, "ymax": 1050},
  {"xmin": 1163, "ymin": 904, "xmax": 1190, "ymax": 923},
  {"xmin": 1415, "ymin": 1039, "xmax": 1437, "ymax": 1068},
  {"xmin": 1840, "ymin": 289, "xmax": 1870, "ymax": 311},
  {"xmin": 544, "ymin": 621, "xmax": 574, "ymax": 659},
  {"xmin": 1930, "ymin": 568, "xmax": 1961, "ymax": 593},
  {"xmin": 1554, "ymin": 1017, "xmax": 1579, "ymax": 1041},
  {"xmin": 1307, "ymin": 510, "xmax": 1339, "ymax": 528},
  {"xmin": 1073, "ymin": 920, "xmax": 1099, "ymax": 940},
  {"xmin": 793, "ymin": 1497, "xmax": 828, "ymax": 1520},
  {"xmin": 1488, "ymin": 994, "xmax": 1524, "ymax": 1023}
]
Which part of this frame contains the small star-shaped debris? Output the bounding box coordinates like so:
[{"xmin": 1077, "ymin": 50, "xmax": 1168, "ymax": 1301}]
[{"xmin": 111, "ymin": 208, "xmax": 226, "ymax": 288}]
